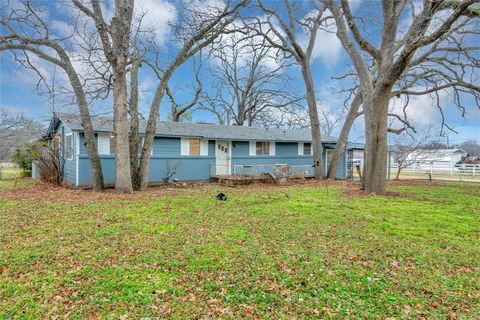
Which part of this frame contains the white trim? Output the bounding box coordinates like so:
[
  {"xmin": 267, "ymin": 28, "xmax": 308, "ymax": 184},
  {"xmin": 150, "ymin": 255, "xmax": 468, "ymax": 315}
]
[
  {"xmin": 200, "ymin": 139, "xmax": 208, "ymax": 156},
  {"xmin": 298, "ymin": 142, "xmax": 304, "ymax": 156},
  {"xmin": 180, "ymin": 138, "xmax": 189, "ymax": 156},
  {"xmin": 75, "ymin": 132, "xmax": 80, "ymax": 186},
  {"xmin": 269, "ymin": 141, "xmax": 275, "ymax": 156},
  {"xmin": 228, "ymin": 141, "xmax": 232, "ymax": 174},
  {"xmin": 249, "ymin": 141, "xmax": 256, "ymax": 156}
]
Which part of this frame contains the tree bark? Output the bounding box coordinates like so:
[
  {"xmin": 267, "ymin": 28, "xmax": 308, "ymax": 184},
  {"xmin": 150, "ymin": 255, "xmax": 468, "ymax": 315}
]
[
  {"xmin": 362, "ymin": 89, "xmax": 390, "ymax": 195},
  {"xmin": 112, "ymin": 65, "xmax": 133, "ymax": 192},
  {"xmin": 129, "ymin": 58, "xmax": 140, "ymax": 190},
  {"xmin": 326, "ymin": 92, "xmax": 362, "ymax": 179},
  {"xmin": 138, "ymin": 68, "xmax": 173, "ymax": 189},
  {"xmin": 66, "ymin": 66, "xmax": 104, "ymax": 191},
  {"xmin": 109, "ymin": 0, "xmax": 134, "ymax": 193},
  {"xmin": 300, "ymin": 63, "xmax": 324, "ymax": 179}
]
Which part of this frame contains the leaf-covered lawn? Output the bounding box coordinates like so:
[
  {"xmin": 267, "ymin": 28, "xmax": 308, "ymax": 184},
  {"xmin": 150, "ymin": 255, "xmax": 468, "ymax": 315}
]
[{"xmin": 1, "ymin": 179, "xmax": 479, "ymax": 319}]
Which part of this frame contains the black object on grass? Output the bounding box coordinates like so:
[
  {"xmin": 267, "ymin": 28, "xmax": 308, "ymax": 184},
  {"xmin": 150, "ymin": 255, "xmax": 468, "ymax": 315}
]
[{"xmin": 216, "ymin": 193, "xmax": 227, "ymax": 201}]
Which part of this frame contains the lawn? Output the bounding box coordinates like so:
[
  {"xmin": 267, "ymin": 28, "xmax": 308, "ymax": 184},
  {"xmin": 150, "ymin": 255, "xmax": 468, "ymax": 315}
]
[
  {"xmin": 0, "ymin": 167, "xmax": 23, "ymax": 179},
  {"xmin": 1, "ymin": 179, "xmax": 479, "ymax": 319}
]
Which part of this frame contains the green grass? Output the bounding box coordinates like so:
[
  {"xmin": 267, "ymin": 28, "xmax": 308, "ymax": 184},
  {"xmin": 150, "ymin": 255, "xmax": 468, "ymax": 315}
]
[
  {"xmin": 0, "ymin": 167, "xmax": 23, "ymax": 179},
  {"xmin": 1, "ymin": 180, "xmax": 479, "ymax": 318}
]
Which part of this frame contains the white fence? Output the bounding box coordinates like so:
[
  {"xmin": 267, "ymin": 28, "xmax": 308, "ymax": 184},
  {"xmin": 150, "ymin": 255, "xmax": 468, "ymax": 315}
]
[{"xmin": 390, "ymin": 162, "xmax": 479, "ymax": 179}]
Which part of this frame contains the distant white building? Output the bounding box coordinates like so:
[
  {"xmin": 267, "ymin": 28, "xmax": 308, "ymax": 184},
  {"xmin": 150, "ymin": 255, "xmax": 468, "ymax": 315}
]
[
  {"xmin": 401, "ymin": 148, "xmax": 468, "ymax": 172},
  {"xmin": 405, "ymin": 149, "xmax": 467, "ymax": 165}
]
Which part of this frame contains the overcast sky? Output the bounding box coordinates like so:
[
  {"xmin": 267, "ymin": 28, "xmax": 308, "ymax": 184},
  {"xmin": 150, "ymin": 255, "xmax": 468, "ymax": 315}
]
[{"xmin": 1, "ymin": 0, "xmax": 479, "ymax": 145}]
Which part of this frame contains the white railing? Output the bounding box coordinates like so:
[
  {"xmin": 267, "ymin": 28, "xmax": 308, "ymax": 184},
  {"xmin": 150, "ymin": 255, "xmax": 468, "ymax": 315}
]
[
  {"xmin": 389, "ymin": 162, "xmax": 479, "ymax": 180},
  {"xmin": 211, "ymin": 163, "xmax": 314, "ymax": 178}
]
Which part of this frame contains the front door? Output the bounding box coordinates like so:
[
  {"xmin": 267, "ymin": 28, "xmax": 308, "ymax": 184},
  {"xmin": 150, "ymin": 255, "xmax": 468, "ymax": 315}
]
[{"xmin": 216, "ymin": 141, "xmax": 230, "ymax": 175}]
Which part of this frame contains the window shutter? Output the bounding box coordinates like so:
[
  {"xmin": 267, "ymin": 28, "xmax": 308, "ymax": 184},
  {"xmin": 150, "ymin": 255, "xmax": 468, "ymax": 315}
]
[
  {"xmin": 180, "ymin": 138, "xmax": 189, "ymax": 156},
  {"xmin": 249, "ymin": 141, "xmax": 256, "ymax": 156},
  {"xmin": 200, "ymin": 139, "xmax": 208, "ymax": 156},
  {"xmin": 269, "ymin": 142, "xmax": 275, "ymax": 156}
]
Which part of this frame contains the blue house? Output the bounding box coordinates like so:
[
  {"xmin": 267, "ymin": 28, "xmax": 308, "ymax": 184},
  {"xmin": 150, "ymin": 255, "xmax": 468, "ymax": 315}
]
[{"xmin": 43, "ymin": 114, "xmax": 355, "ymax": 187}]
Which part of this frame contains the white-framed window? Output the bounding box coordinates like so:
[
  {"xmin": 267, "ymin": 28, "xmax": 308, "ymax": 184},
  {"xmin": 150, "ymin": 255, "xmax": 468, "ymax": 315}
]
[
  {"xmin": 97, "ymin": 134, "xmax": 110, "ymax": 155},
  {"xmin": 65, "ymin": 133, "xmax": 73, "ymax": 160},
  {"xmin": 189, "ymin": 138, "xmax": 201, "ymax": 156},
  {"xmin": 250, "ymin": 141, "xmax": 274, "ymax": 156},
  {"xmin": 256, "ymin": 141, "xmax": 270, "ymax": 155},
  {"xmin": 303, "ymin": 143, "xmax": 312, "ymax": 155},
  {"xmin": 181, "ymin": 138, "xmax": 208, "ymax": 156},
  {"xmin": 109, "ymin": 135, "xmax": 116, "ymax": 155}
]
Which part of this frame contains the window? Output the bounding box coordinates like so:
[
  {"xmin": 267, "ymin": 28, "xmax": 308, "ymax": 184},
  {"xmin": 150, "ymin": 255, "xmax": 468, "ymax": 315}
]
[
  {"xmin": 65, "ymin": 134, "xmax": 73, "ymax": 160},
  {"xmin": 256, "ymin": 141, "xmax": 270, "ymax": 155},
  {"xmin": 53, "ymin": 134, "xmax": 61, "ymax": 151},
  {"xmin": 303, "ymin": 143, "xmax": 311, "ymax": 155},
  {"xmin": 137, "ymin": 137, "xmax": 145, "ymax": 155},
  {"xmin": 109, "ymin": 135, "xmax": 116, "ymax": 155},
  {"xmin": 97, "ymin": 134, "xmax": 110, "ymax": 155},
  {"xmin": 189, "ymin": 139, "xmax": 200, "ymax": 156},
  {"xmin": 326, "ymin": 150, "xmax": 334, "ymax": 167}
]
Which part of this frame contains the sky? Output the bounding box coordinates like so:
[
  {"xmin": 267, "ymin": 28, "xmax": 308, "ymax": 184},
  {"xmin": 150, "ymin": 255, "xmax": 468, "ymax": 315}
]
[{"xmin": 1, "ymin": 0, "xmax": 479, "ymax": 146}]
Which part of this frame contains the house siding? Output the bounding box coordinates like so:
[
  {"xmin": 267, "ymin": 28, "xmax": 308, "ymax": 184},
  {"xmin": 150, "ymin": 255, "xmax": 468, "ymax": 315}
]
[
  {"xmin": 276, "ymin": 142, "xmax": 298, "ymax": 156},
  {"xmin": 55, "ymin": 119, "xmax": 351, "ymax": 187},
  {"xmin": 152, "ymin": 137, "xmax": 181, "ymax": 156},
  {"xmin": 53, "ymin": 122, "xmax": 76, "ymax": 185}
]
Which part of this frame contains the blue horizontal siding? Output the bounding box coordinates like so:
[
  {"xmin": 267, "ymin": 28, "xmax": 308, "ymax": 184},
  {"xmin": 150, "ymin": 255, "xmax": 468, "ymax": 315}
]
[
  {"xmin": 79, "ymin": 156, "xmax": 116, "ymax": 186},
  {"xmin": 152, "ymin": 137, "xmax": 180, "ymax": 156},
  {"xmin": 276, "ymin": 142, "xmax": 298, "ymax": 156},
  {"xmin": 78, "ymin": 155, "xmax": 215, "ymax": 186},
  {"xmin": 74, "ymin": 135, "xmax": 349, "ymax": 186},
  {"xmin": 232, "ymin": 141, "xmax": 249, "ymax": 156}
]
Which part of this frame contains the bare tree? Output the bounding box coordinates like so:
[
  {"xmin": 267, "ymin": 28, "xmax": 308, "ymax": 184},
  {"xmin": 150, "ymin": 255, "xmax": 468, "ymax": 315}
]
[
  {"xmin": 324, "ymin": 0, "xmax": 479, "ymax": 194},
  {"xmin": 135, "ymin": 0, "xmax": 250, "ymax": 189},
  {"xmin": 0, "ymin": 1, "xmax": 105, "ymax": 190},
  {"xmin": 391, "ymin": 127, "xmax": 434, "ymax": 179},
  {"xmin": 72, "ymin": 0, "xmax": 135, "ymax": 193},
  {"xmin": 248, "ymin": 0, "xmax": 332, "ymax": 179},
  {"xmin": 203, "ymin": 30, "xmax": 300, "ymax": 126},
  {"xmin": 0, "ymin": 109, "xmax": 44, "ymax": 160},
  {"xmin": 165, "ymin": 59, "xmax": 202, "ymax": 122}
]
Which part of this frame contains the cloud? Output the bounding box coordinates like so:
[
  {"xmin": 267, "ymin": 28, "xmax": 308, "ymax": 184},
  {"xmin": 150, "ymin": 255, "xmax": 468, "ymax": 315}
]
[
  {"xmin": 389, "ymin": 89, "xmax": 451, "ymax": 129},
  {"xmin": 134, "ymin": 0, "xmax": 177, "ymax": 45},
  {"xmin": 296, "ymin": 9, "xmax": 342, "ymax": 64}
]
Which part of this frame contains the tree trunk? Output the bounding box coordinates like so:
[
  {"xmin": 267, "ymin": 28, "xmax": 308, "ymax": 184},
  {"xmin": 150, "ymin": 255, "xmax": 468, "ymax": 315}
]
[
  {"xmin": 109, "ymin": 0, "xmax": 134, "ymax": 193},
  {"xmin": 171, "ymin": 109, "xmax": 180, "ymax": 122},
  {"xmin": 327, "ymin": 92, "xmax": 362, "ymax": 179},
  {"xmin": 395, "ymin": 167, "xmax": 401, "ymax": 180},
  {"xmin": 129, "ymin": 58, "xmax": 140, "ymax": 190},
  {"xmin": 138, "ymin": 68, "xmax": 174, "ymax": 189},
  {"xmin": 65, "ymin": 63, "xmax": 104, "ymax": 190},
  {"xmin": 112, "ymin": 65, "xmax": 133, "ymax": 193},
  {"xmin": 300, "ymin": 64, "xmax": 324, "ymax": 179},
  {"xmin": 362, "ymin": 90, "xmax": 390, "ymax": 195}
]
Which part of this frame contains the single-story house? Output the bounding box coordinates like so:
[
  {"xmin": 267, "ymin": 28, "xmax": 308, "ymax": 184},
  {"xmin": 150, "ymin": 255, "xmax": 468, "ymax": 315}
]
[{"xmin": 42, "ymin": 113, "xmax": 358, "ymax": 187}]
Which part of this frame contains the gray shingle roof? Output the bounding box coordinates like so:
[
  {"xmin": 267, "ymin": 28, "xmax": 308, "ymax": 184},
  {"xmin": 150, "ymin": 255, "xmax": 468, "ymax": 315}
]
[{"xmin": 55, "ymin": 113, "xmax": 338, "ymax": 143}]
